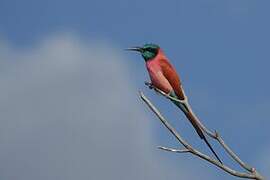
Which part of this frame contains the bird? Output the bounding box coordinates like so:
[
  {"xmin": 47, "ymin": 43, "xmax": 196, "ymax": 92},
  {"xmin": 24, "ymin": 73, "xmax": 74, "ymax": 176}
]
[{"xmin": 126, "ymin": 43, "xmax": 222, "ymax": 164}]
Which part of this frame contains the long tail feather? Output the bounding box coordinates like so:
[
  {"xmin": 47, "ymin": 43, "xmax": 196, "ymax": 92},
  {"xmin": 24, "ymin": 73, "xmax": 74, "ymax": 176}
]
[
  {"xmin": 201, "ymin": 133, "xmax": 223, "ymax": 164},
  {"xmin": 172, "ymin": 99, "xmax": 223, "ymax": 164}
]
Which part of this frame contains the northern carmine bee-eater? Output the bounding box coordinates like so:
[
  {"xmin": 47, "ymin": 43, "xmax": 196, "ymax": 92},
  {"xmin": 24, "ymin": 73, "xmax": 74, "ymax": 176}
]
[{"xmin": 127, "ymin": 43, "xmax": 222, "ymax": 164}]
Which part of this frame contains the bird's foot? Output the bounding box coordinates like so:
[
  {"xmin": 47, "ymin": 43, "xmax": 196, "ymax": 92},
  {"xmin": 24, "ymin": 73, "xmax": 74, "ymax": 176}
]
[{"xmin": 144, "ymin": 81, "xmax": 154, "ymax": 89}]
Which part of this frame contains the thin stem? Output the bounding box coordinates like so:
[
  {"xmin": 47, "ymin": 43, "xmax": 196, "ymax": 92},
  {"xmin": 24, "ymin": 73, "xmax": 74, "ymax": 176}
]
[
  {"xmin": 158, "ymin": 146, "xmax": 190, "ymax": 153},
  {"xmin": 140, "ymin": 91, "xmax": 264, "ymax": 180},
  {"xmin": 144, "ymin": 82, "xmax": 259, "ymax": 173}
]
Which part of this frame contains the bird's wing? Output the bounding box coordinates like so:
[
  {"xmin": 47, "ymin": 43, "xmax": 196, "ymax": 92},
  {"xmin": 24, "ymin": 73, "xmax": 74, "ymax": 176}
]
[
  {"xmin": 159, "ymin": 58, "xmax": 185, "ymax": 100},
  {"xmin": 160, "ymin": 59, "xmax": 223, "ymax": 163}
]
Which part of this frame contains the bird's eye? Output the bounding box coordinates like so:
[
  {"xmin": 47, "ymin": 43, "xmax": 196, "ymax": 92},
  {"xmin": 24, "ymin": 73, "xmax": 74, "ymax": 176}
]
[
  {"xmin": 146, "ymin": 48, "xmax": 153, "ymax": 52},
  {"xmin": 144, "ymin": 48, "xmax": 149, "ymax": 51}
]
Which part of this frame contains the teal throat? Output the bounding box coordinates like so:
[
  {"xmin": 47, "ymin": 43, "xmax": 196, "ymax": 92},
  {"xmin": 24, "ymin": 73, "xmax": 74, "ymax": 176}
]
[
  {"xmin": 142, "ymin": 51, "xmax": 156, "ymax": 61},
  {"xmin": 141, "ymin": 43, "xmax": 160, "ymax": 61}
]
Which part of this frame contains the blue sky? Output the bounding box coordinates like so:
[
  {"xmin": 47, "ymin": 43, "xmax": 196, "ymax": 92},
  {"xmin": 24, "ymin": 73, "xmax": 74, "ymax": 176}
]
[{"xmin": 0, "ymin": 0, "xmax": 269, "ymax": 179}]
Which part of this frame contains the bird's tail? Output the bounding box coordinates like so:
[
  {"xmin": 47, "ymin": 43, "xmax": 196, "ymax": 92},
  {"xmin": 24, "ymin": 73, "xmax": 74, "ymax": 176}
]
[{"xmin": 172, "ymin": 98, "xmax": 223, "ymax": 164}]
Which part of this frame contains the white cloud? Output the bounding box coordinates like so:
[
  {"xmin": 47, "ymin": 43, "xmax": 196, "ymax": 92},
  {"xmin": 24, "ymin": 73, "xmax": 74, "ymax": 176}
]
[{"xmin": 0, "ymin": 34, "xmax": 207, "ymax": 180}]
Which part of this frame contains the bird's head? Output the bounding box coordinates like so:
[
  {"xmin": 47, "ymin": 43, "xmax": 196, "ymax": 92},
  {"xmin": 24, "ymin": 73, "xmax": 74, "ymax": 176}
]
[{"xmin": 126, "ymin": 43, "xmax": 160, "ymax": 61}]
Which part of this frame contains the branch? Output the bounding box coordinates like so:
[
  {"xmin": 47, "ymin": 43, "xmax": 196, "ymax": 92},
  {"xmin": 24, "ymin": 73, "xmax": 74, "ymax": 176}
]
[
  {"xmin": 158, "ymin": 146, "xmax": 190, "ymax": 153},
  {"xmin": 145, "ymin": 82, "xmax": 216, "ymax": 137},
  {"xmin": 139, "ymin": 91, "xmax": 264, "ymax": 180},
  {"xmin": 144, "ymin": 82, "xmax": 263, "ymax": 175}
]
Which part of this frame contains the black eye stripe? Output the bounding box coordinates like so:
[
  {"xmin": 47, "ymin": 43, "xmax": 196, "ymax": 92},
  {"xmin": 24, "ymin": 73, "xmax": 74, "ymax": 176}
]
[{"xmin": 146, "ymin": 47, "xmax": 153, "ymax": 52}]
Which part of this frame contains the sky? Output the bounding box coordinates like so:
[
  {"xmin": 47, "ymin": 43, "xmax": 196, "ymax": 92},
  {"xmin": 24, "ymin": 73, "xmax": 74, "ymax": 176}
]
[{"xmin": 0, "ymin": 0, "xmax": 269, "ymax": 179}]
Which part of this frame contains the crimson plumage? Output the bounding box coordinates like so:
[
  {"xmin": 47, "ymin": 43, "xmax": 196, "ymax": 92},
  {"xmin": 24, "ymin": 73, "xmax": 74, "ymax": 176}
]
[
  {"xmin": 127, "ymin": 44, "xmax": 222, "ymax": 164},
  {"xmin": 146, "ymin": 48, "xmax": 185, "ymax": 100}
]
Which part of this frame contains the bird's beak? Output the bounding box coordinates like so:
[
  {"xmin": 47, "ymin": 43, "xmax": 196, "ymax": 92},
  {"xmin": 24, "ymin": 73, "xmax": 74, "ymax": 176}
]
[{"xmin": 125, "ymin": 47, "xmax": 143, "ymax": 53}]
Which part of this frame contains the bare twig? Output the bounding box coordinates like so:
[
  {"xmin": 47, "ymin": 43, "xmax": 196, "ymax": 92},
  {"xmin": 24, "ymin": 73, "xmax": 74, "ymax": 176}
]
[
  {"xmin": 158, "ymin": 146, "xmax": 190, "ymax": 153},
  {"xmin": 144, "ymin": 82, "xmax": 262, "ymax": 174},
  {"xmin": 144, "ymin": 81, "xmax": 187, "ymax": 103},
  {"xmin": 140, "ymin": 91, "xmax": 264, "ymax": 180}
]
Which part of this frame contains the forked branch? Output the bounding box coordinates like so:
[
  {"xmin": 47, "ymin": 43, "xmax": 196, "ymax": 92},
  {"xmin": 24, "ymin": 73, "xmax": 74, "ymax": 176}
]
[{"xmin": 140, "ymin": 84, "xmax": 264, "ymax": 179}]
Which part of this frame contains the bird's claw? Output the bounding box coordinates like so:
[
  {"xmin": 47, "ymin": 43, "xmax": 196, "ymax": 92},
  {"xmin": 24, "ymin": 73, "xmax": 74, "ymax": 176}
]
[
  {"xmin": 144, "ymin": 81, "xmax": 154, "ymax": 89},
  {"xmin": 214, "ymin": 130, "xmax": 220, "ymax": 138}
]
